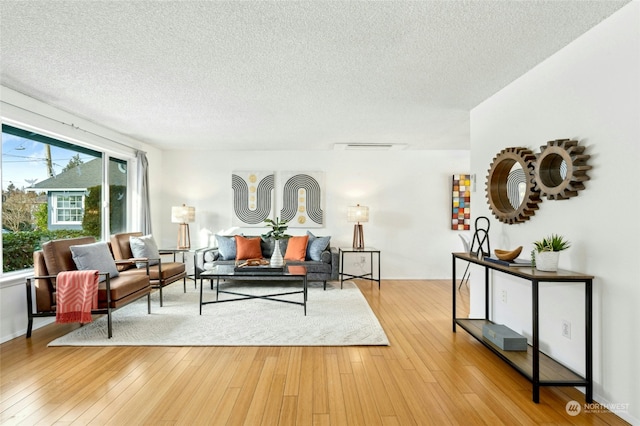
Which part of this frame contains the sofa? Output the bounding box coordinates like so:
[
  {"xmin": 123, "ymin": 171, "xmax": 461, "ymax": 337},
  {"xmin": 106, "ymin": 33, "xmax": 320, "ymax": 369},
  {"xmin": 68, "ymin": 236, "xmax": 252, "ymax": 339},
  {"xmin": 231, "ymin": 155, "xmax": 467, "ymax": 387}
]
[{"xmin": 199, "ymin": 232, "xmax": 339, "ymax": 289}]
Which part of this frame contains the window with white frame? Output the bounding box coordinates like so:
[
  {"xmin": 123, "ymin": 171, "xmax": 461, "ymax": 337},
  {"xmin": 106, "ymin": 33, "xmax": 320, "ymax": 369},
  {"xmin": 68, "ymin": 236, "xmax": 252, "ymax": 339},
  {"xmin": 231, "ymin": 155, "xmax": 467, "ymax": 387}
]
[
  {"xmin": 1, "ymin": 124, "xmax": 130, "ymax": 274},
  {"xmin": 52, "ymin": 194, "xmax": 84, "ymax": 224}
]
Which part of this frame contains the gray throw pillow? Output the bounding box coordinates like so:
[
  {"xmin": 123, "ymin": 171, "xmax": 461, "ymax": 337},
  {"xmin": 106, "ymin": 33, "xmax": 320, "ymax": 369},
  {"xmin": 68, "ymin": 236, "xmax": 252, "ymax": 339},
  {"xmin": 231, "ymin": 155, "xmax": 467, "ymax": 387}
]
[
  {"xmin": 306, "ymin": 231, "xmax": 331, "ymax": 261},
  {"xmin": 129, "ymin": 234, "xmax": 161, "ymax": 268},
  {"xmin": 260, "ymin": 237, "xmax": 274, "ymax": 258},
  {"xmin": 277, "ymin": 238, "xmax": 288, "ymax": 256},
  {"xmin": 216, "ymin": 234, "xmax": 237, "ymax": 260},
  {"xmin": 70, "ymin": 242, "xmax": 120, "ymax": 282}
]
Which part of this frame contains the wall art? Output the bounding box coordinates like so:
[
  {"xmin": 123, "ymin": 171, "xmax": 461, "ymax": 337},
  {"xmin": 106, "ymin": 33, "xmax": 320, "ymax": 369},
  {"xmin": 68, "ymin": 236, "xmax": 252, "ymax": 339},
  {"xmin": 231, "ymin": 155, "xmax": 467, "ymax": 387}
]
[
  {"xmin": 534, "ymin": 139, "xmax": 591, "ymax": 200},
  {"xmin": 278, "ymin": 171, "xmax": 324, "ymax": 228},
  {"xmin": 451, "ymin": 174, "xmax": 471, "ymax": 230},
  {"xmin": 231, "ymin": 171, "xmax": 275, "ymax": 227}
]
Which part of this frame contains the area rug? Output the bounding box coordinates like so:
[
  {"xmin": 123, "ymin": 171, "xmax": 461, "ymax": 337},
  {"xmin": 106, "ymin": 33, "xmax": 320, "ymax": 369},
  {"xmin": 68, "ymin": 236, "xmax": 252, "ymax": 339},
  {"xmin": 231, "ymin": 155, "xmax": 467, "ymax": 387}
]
[{"xmin": 48, "ymin": 280, "xmax": 389, "ymax": 347}]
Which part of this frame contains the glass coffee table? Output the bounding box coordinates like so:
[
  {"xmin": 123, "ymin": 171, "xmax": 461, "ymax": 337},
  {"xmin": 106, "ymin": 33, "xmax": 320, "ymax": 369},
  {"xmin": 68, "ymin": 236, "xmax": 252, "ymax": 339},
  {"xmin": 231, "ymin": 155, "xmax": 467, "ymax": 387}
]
[{"xmin": 199, "ymin": 264, "xmax": 308, "ymax": 315}]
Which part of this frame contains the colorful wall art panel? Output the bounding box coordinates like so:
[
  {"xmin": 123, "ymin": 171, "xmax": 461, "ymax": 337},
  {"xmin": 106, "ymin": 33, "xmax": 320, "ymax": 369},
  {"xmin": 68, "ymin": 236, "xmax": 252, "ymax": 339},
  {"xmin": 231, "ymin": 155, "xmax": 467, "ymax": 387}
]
[
  {"xmin": 232, "ymin": 171, "xmax": 275, "ymax": 226},
  {"xmin": 278, "ymin": 171, "xmax": 324, "ymax": 228},
  {"xmin": 452, "ymin": 174, "xmax": 471, "ymax": 230}
]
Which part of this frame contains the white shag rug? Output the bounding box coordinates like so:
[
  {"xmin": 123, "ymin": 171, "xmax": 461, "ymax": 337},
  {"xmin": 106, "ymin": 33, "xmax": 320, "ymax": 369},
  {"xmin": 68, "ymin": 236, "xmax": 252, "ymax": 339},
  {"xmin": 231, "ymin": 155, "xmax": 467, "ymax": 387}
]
[{"xmin": 48, "ymin": 280, "xmax": 389, "ymax": 347}]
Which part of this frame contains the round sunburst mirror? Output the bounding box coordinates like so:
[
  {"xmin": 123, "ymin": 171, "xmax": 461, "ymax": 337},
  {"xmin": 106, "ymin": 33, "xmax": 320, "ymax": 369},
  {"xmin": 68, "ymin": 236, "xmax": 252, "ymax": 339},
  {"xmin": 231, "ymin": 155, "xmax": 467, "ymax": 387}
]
[
  {"xmin": 486, "ymin": 147, "xmax": 541, "ymax": 224},
  {"xmin": 534, "ymin": 139, "xmax": 591, "ymax": 200}
]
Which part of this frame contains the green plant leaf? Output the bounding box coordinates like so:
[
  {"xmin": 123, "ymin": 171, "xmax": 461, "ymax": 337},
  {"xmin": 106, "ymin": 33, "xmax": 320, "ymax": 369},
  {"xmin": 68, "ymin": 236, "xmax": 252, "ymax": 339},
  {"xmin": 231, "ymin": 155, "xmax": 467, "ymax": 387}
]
[{"xmin": 532, "ymin": 233, "xmax": 571, "ymax": 252}]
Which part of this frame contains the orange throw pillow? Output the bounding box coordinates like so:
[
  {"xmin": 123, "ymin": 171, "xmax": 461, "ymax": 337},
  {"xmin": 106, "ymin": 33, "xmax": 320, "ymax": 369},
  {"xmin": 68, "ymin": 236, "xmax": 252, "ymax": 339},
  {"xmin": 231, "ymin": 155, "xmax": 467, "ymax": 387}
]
[
  {"xmin": 284, "ymin": 235, "xmax": 309, "ymax": 261},
  {"xmin": 235, "ymin": 236, "xmax": 262, "ymax": 260}
]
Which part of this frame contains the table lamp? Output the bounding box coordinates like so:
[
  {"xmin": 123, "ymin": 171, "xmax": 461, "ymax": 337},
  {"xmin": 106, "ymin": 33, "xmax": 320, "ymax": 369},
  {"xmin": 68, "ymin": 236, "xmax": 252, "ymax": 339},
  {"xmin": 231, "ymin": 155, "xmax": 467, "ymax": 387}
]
[
  {"xmin": 171, "ymin": 204, "xmax": 196, "ymax": 249},
  {"xmin": 347, "ymin": 204, "xmax": 369, "ymax": 249}
]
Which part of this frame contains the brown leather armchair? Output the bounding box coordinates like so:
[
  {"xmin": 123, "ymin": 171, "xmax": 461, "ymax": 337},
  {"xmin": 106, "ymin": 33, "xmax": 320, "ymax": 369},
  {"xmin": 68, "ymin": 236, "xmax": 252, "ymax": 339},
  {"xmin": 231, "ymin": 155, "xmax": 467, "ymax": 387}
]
[
  {"xmin": 26, "ymin": 236, "xmax": 152, "ymax": 339},
  {"xmin": 110, "ymin": 232, "xmax": 187, "ymax": 307}
]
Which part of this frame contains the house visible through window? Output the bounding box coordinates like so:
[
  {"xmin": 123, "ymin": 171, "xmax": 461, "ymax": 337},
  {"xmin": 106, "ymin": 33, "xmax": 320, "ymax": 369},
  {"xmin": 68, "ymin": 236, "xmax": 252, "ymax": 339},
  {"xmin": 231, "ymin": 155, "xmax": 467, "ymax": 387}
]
[
  {"xmin": 1, "ymin": 124, "xmax": 129, "ymax": 274},
  {"xmin": 53, "ymin": 194, "xmax": 84, "ymax": 224}
]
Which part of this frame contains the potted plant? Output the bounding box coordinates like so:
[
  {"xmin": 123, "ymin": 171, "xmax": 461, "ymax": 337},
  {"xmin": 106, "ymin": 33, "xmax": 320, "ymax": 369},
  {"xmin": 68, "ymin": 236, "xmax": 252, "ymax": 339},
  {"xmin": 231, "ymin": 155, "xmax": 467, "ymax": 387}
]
[
  {"xmin": 532, "ymin": 234, "xmax": 571, "ymax": 271},
  {"xmin": 262, "ymin": 217, "xmax": 290, "ymax": 267}
]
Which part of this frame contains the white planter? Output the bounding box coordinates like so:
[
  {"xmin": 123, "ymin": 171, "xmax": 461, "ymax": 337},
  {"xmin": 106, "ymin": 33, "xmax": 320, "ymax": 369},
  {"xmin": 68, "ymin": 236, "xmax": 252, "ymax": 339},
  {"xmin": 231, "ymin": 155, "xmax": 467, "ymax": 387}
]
[
  {"xmin": 536, "ymin": 251, "xmax": 560, "ymax": 272},
  {"xmin": 271, "ymin": 240, "xmax": 284, "ymax": 267}
]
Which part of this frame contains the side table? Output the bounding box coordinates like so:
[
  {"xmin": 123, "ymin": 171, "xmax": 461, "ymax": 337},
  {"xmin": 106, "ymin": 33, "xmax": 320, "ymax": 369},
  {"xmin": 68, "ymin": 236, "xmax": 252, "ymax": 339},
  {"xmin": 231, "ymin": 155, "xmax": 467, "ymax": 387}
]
[{"xmin": 339, "ymin": 247, "xmax": 381, "ymax": 289}]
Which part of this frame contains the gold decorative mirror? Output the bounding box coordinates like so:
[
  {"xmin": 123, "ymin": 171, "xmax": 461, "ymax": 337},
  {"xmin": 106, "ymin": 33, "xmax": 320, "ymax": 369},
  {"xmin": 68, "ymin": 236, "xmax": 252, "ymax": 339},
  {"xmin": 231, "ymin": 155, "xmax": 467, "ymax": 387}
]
[
  {"xmin": 486, "ymin": 147, "xmax": 541, "ymax": 224},
  {"xmin": 534, "ymin": 139, "xmax": 591, "ymax": 200}
]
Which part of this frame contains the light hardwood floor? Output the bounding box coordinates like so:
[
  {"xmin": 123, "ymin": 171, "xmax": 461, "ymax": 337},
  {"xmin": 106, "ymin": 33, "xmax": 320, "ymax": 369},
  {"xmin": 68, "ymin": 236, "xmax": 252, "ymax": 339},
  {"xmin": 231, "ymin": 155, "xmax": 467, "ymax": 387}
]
[{"xmin": 1, "ymin": 280, "xmax": 628, "ymax": 425}]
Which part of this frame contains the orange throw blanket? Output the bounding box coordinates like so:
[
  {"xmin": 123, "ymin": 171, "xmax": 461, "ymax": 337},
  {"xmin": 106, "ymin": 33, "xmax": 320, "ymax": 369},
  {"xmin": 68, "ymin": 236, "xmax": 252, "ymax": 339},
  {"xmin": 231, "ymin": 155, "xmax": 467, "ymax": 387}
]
[{"xmin": 56, "ymin": 270, "xmax": 100, "ymax": 324}]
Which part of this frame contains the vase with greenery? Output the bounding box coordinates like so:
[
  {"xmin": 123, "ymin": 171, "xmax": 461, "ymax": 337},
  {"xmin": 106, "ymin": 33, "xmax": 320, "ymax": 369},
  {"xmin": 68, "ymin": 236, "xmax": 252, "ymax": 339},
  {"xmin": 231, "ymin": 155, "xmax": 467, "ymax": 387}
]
[
  {"xmin": 262, "ymin": 217, "xmax": 290, "ymax": 267},
  {"xmin": 532, "ymin": 234, "xmax": 570, "ymax": 272}
]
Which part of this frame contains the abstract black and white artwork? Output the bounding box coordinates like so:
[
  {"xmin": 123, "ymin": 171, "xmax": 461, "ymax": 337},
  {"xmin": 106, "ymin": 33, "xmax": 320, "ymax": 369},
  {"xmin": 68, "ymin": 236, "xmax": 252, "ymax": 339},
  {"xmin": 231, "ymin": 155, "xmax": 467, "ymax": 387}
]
[
  {"xmin": 278, "ymin": 171, "xmax": 324, "ymax": 228},
  {"xmin": 231, "ymin": 171, "xmax": 275, "ymax": 226}
]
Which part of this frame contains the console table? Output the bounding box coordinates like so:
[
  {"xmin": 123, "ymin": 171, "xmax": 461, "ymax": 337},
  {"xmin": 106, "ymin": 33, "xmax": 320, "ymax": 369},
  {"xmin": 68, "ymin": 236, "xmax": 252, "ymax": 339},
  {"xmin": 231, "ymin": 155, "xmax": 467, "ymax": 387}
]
[{"xmin": 452, "ymin": 252, "xmax": 593, "ymax": 403}]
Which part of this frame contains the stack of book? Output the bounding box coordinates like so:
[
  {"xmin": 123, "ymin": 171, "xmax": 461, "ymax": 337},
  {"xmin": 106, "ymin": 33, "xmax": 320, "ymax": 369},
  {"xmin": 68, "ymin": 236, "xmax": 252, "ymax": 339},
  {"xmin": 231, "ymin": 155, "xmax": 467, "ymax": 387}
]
[{"xmin": 484, "ymin": 257, "xmax": 532, "ymax": 267}]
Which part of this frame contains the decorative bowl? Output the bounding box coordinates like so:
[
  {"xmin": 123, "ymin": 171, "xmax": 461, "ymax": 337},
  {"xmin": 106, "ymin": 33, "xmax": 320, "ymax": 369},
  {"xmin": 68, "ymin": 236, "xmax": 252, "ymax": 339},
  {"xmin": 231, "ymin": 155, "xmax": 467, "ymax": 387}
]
[{"xmin": 494, "ymin": 246, "xmax": 523, "ymax": 261}]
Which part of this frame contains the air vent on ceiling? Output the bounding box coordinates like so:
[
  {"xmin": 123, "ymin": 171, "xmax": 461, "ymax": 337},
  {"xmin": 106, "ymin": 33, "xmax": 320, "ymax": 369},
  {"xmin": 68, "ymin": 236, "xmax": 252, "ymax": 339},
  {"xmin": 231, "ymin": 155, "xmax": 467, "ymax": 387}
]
[{"xmin": 333, "ymin": 143, "xmax": 408, "ymax": 151}]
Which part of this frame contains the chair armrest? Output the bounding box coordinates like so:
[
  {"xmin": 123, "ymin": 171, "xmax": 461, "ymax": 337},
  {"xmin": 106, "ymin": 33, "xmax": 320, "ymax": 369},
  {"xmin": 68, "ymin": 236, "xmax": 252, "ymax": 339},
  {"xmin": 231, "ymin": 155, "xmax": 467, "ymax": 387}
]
[
  {"xmin": 159, "ymin": 248, "xmax": 190, "ymax": 262},
  {"xmin": 27, "ymin": 274, "xmax": 58, "ymax": 280},
  {"xmin": 198, "ymin": 247, "xmax": 220, "ymax": 262},
  {"xmin": 115, "ymin": 257, "xmax": 157, "ymax": 265},
  {"xmin": 195, "ymin": 247, "xmax": 219, "ymax": 255},
  {"xmin": 115, "ymin": 258, "xmax": 145, "ymax": 265},
  {"xmin": 194, "ymin": 247, "xmax": 219, "ymax": 272},
  {"xmin": 27, "ymin": 272, "xmax": 110, "ymax": 280}
]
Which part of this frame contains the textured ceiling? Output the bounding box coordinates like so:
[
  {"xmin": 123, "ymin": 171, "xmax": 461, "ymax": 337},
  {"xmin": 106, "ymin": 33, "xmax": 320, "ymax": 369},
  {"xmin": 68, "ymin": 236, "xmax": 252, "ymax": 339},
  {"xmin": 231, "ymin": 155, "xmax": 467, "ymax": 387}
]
[{"xmin": 0, "ymin": 1, "xmax": 629, "ymax": 151}]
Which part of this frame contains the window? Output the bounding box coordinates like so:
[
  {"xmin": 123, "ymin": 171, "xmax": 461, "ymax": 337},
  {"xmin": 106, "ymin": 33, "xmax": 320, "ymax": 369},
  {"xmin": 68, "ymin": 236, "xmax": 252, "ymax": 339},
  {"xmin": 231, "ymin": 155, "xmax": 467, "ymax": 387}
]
[
  {"xmin": 52, "ymin": 194, "xmax": 84, "ymax": 224},
  {"xmin": 1, "ymin": 124, "xmax": 129, "ymax": 274}
]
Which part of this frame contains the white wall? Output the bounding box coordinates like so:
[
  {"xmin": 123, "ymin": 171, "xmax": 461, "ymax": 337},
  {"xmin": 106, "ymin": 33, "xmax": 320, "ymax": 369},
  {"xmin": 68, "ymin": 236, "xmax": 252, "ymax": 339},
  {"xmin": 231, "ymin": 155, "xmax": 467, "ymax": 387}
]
[
  {"xmin": 158, "ymin": 149, "xmax": 470, "ymax": 279},
  {"xmin": 470, "ymin": 3, "xmax": 639, "ymax": 423}
]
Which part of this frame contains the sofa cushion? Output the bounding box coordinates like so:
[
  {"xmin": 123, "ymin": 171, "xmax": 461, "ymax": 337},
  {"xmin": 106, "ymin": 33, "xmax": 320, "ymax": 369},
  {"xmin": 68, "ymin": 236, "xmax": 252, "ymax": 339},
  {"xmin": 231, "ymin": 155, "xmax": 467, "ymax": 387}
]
[
  {"xmin": 260, "ymin": 237, "xmax": 274, "ymax": 258},
  {"xmin": 217, "ymin": 235, "xmax": 237, "ymax": 260},
  {"xmin": 256, "ymin": 237, "xmax": 289, "ymax": 257},
  {"xmin": 123, "ymin": 262, "xmax": 185, "ymax": 281},
  {"xmin": 285, "ymin": 235, "xmax": 309, "ymax": 261},
  {"xmin": 70, "ymin": 242, "xmax": 120, "ymax": 283},
  {"xmin": 306, "ymin": 231, "xmax": 331, "ymax": 261},
  {"xmin": 277, "ymin": 238, "xmax": 288, "ymax": 256},
  {"xmin": 235, "ymin": 236, "xmax": 262, "ymax": 260},
  {"xmin": 129, "ymin": 234, "xmax": 161, "ymax": 268},
  {"xmin": 97, "ymin": 273, "xmax": 150, "ymax": 304}
]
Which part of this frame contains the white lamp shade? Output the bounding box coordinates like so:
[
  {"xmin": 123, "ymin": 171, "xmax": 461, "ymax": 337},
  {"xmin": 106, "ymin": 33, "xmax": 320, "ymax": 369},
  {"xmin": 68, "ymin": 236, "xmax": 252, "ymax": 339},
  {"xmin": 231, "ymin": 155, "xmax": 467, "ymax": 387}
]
[
  {"xmin": 171, "ymin": 205, "xmax": 195, "ymax": 223},
  {"xmin": 347, "ymin": 205, "xmax": 369, "ymax": 223}
]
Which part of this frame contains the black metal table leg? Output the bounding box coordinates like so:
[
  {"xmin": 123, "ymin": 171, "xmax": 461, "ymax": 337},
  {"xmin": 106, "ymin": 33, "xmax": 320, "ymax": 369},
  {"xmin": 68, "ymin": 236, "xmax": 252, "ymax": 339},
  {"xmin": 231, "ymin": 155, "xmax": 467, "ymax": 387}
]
[
  {"xmin": 199, "ymin": 275, "xmax": 203, "ymax": 315},
  {"xmin": 532, "ymin": 279, "xmax": 540, "ymax": 403},
  {"xmin": 375, "ymin": 251, "xmax": 381, "ymax": 289},
  {"xmin": 452, "ymin": 254, "xmax": 457, "ymax": 332},
  {"xmin": 340, "ymin": 250, "xmax": 345, "ymax": 289},
  {"xmin": 586, "ymin": 278, "xmax": 593, "ymax": 403},
  {"xmin": 485, "ymin": 266, "xmax": 490, "ymax": 320}
]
